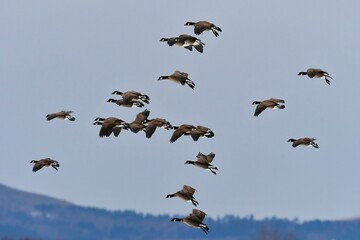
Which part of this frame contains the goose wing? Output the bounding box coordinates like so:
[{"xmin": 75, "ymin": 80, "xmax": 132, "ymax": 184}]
[
  {"xmin": 194, "ymin": 22, "xmax": 211, "ymax": 35},
  {"xmin": 190, "ymin": 209, "xmax": 206, "ymax": 222},
  {"xmin": 170, "ymin": 124, "xmax": 194, "ymax": 143},
  {"xmin": 291, "ymin": 138, "xmax": 307, "ymax": 147},
  {"xmin": 268, "ymin": 98, "xmax": 285, "ymax": 103},
  {"xmin": 306, "ymin": 68, "xmax": 321, "ymax": 78},
  {"xmin": 99, "ymin": 118, "xmax": 119, "ymax": 137},
  {"xmin": 206, "ymin": 153, "xmax": 215, "ymax": 163},
  {"xmin": 254, "ymin": 101, "xmax": 272, "ymax": 116},
  {"xmin": 182, "ymin": 185, "xmax": 196, "ymax": 195},
  {"xmin": 145, "ymin": 120, "xmax": 158, "ymax": 138},
  {"xmin": 170, "ymin": 128, "xmax": 185, "ymax": 143},
  {"xmin": 134, "ymin": 109, "xmax": 150, "ymax": 123},
  {"xmin": 196, "ymin": 152, "xmax": 209, "ymax": 163},
  {"xmin": 174, "ymin": 70, "xmax": 189, "ymax": 78},
  {"xmin": 121, "ymin": 92, "xmax": 138, "ymax": 103}
]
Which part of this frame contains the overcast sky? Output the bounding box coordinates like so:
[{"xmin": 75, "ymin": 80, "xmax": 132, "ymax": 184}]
[{"xmin": 1, "ymin": 0, "xmax": 360, "ymax": 221}]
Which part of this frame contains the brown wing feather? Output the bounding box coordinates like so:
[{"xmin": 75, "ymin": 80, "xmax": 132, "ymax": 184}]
[
  {"xmin": 174, "ymin": 71, "xmax": 189, "ymax": 78},
  {"xmin": 32, "ymin": 162, "xmax": 44, "ymax": 172},
  {"xmin": 100, "ymin": 121, "xmax": 115, "ymax": 137},
  {"xmin": 254, "ymin": 102, "xmax": 270, "ymax": 116},
  {"xmin": 170, "ymin": 128, "xmax": 185, "ymax": 143},
  {"xmin": 194, "ymin": 21, "xmax": 211, "ymax": 35},
  {"xmin": 171, "ymin": 73, "xmax": 187, "ymax": 85},
  {"xmin": 46, "ymin": 113, "xmax": 59, "ymax": 121},
  {"xmin": 134, "ymin": 109, "xmax": 150, "ymax": 123},
  {"xmin": 182, "ymin": 185, "xmax": 196, "ymax": 195},
  {"xmin": 167, "ymin": 37, "xmax": 177, "ymax": 46},
  {"xmin": 145, "ymin": 122, "xmax": 157, "ymax": 138},
  {"xmin": 306, "ymin": 68, "xmax": 320, "ymax": 78},
  {"xmin": 268, "ymin": 98, "xmax": 285, "ymax": 103},
  {"xmin": 112, "ymin": 126, "xmax": 122, "ymax": 137},
  {"xmin": 190, "ymin": 130, "xmax": 202, "ymax": 141},
  {"xmin": 121, "ymin": 92, "xmax": 138, "ymax": 103},
  {"xmin": 196, "ymin": 153, "xmax": 209, "ymax": 163},
  {"xmin": 206, "ymin": 153, "xmax": 215, "ymax": 163},
  {"xmin": 191, "ymin": 209, "xmax": 206, "ymax": 222},
  {"xmin": 292, "ymin": 139, "xmax": 304, "ymax": 147}
]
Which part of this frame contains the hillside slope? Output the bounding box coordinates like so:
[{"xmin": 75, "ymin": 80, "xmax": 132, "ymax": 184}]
[{"xmin": 0, "ymin": 183, "xmax": 360, "ymax": 240}]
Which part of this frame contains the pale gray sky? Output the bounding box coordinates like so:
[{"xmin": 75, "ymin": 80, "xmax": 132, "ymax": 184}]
[{"xmin": 1, "ymin": 0, "xmax": 360, "ymax": 221}]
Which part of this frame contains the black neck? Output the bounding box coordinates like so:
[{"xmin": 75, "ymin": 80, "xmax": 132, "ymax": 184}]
[{"xmin": 166, "ymin": 194, "xmax": 175, "ymax": 198}]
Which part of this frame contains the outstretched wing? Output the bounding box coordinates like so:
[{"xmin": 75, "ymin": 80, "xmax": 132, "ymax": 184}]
[
  {"xmin": 191, "ymin": 209, "xmax": 206, "ymax": 222},
  {"xmin": 254, "ymin": 102, "xmax": 269, "ymax": 116},
  {"xmin": 182, "ymin": 185, "xmax": 196, "ymax": 195}
]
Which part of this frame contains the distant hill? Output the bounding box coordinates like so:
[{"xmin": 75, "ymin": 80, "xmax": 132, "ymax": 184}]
[{"xmin": 1, "ymin": 183, "xmax": 360, "ymax": 240}]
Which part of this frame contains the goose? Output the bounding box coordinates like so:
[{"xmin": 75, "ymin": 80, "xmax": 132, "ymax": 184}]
[
  {"xmin": 158, "ymin": 70, "xmax": 195, "ymax": 89},
  {"xmin": 112, "ymin": 90, "xmax": 150, "ymax": 104},
  {"xmin": 288, "ymin": 137, "xmax": 319, "ymax": 148},
  {"xmin": 190, "ymin": 125, "xmax": 215, "ymax": 141},
  {"xmin": 170, "ymin": 124, "xmax": 196, "ymax": 143},
  {"xmin": 145, "ymin": 118, "xmax": 172, "ymax": 138},
  {"xmin": 298, "ymin": 68, "xmax": 333, "ymax": 85},
  {"xmin": 93, "ymin": 117, "xmax": 129, "ymax": 137},
  {"xmin": 185, "ymin": 21, "xmax": 222, "ymax": 37},
  {"xmin": 128, "ymin": 109, "xmax": 150, "ymax": 133},
  {"xmin": 171, "ymin": 209, "xmax": 209, "ymax": 234},
  {"xmin": 252, "ymin": 98, "xmax": 285, "ymax": 116},
  {"xmin": 46, "ymin": 111, "xmax": 75, "ymax": 121},
  {"xmin": 107, "ymin": 98, "xmax": 144, "ymax": 108},
  {"xmin": 30, "ymin": 158, "xmax": 59, "ymax": 172},
  {"xmin": 160, "ymin": 35, "xmax": 205, "ymax": 52},
  {"xmin": 177, "ymin": 34, "xmax": 205, "ymax": 53},
  {"xmin": 185, "ymin": 152, "xmax": 218, "ymax": 175},
  {"xmin": 166, "ymin": 185, "xmax": 199, "ymax": 206}
]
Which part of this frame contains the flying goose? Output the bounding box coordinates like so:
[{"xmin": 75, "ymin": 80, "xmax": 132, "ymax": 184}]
[
  {"xmin": 30, "ymin": 158, "xmax": 59, "ymax": 172},
  {"xmin": 112, "ymin": 90, "xmax": 150, "ymax": 104},
  {"xmin": 171, "ymin": 209, "xmax": 209, "ymax": 234},
  {"xmin": 145, "ymin": 118, "xmax": 172, "ymax": 138},
  {"xmin": 46, "ymin": 111, "xmax": 75, "ymax": 121},
  {"xmin": 190, "ymin": 125, "xmax": 215, "ymax": 141},
  {"xmin": 128, "ymin": 109, "xmax": 150, "ymax": 133},
  {"xmin": 298, "ymin": 68, "xmax": 333, "ymax": 85},
  {"xmin": 166, "ymin": 185, "xmax": 199, "ymax": 206},
  {"xmin": 185, "ymin": 152, "xmax": 218, "ymax": 175},
  {"xmin": 169, "ymin": 124, "xmax": 196, "ymax": 143},
  {"xmin": 160, "ymin": 34, "xmax": 205, "ymax": 53},
  {"xmin": 158, "ymin": 70, "xmax": 195, "ymax": 89},
  {"xmin": 93, "ymin": 117, "xmax": 129, "ymax": 137},
  {"xmin": 288, "ymin": 137, "xmax": 319, "ymax": 148},
  {"xmin": 252, "ymin": 98, "xmax": 285, "ymax": 116},
  {"xmin": 107, "ymin": 98, "xmax": 144, "ymax": 108},
  {"xmin": 185, "ymin": 21, "xmax": 222, "ymax": 37}
]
